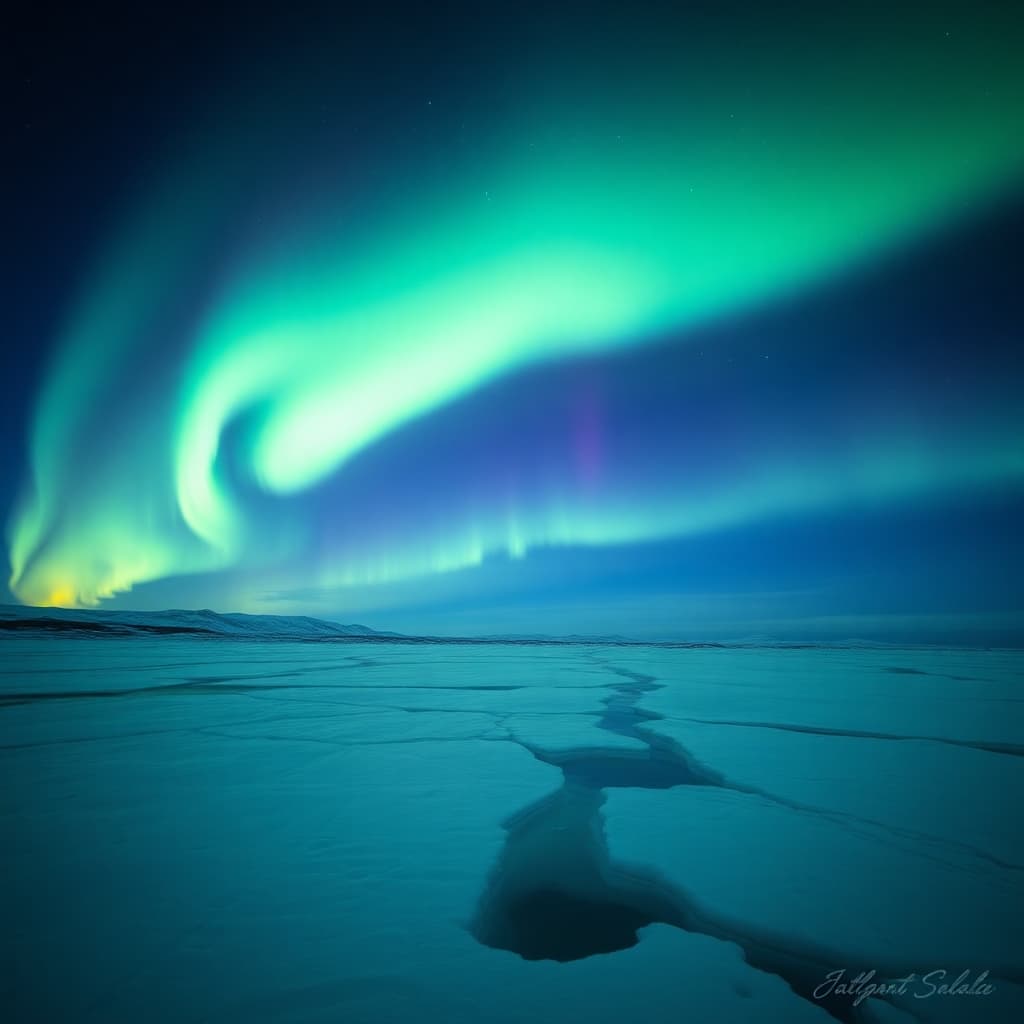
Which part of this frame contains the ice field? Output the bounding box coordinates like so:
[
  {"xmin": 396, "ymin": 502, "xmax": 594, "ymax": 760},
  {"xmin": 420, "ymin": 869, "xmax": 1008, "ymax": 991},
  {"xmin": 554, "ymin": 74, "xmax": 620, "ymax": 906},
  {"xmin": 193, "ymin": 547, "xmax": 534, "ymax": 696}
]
[{"xmin": 2, "ymin": 635, "xmax": 1022, "ymax": 1023}]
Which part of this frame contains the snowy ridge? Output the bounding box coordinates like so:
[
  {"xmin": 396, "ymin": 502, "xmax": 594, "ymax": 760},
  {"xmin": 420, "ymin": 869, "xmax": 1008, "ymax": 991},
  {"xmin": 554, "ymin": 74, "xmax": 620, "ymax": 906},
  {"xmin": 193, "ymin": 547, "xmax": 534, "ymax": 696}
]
[
  {"xmin": 0, "ymin": 604, "xmax": 395, "ymax": 639},
  {"xmin": 0, "ymin": 605, "xmax": 1004, "ymax": 649}
]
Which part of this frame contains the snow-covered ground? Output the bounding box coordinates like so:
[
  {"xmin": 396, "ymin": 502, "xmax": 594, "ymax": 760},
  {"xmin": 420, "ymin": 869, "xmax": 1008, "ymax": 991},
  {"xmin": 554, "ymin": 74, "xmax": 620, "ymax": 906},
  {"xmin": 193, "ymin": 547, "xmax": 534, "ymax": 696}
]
[{"xmin": 1, "ymin": 636, "xmax": 1021, "ymax": 1023}]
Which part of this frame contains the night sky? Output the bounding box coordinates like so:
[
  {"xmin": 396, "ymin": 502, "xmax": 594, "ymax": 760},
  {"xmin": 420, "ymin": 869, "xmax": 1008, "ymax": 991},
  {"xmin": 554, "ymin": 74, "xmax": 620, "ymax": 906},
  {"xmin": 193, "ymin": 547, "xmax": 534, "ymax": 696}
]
[{"xmin": 6, "ymin": 3, "xmax": 1024, "ymax": 641}]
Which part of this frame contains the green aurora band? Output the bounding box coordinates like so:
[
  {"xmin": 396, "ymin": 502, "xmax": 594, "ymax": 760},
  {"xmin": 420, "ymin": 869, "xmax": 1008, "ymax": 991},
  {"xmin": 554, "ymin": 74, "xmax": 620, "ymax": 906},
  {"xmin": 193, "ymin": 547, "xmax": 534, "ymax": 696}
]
[{"xmin": 9, "ymin": 10, "xmax": 1024, "ymax": 608}]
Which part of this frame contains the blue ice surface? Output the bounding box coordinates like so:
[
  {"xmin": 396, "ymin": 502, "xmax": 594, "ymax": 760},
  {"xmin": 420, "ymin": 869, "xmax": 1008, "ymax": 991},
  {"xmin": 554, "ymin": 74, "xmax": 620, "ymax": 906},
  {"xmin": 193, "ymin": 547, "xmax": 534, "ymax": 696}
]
[{"xmin": 1, "ymin": 635, "xmax": 1022, "ymax": 1023}]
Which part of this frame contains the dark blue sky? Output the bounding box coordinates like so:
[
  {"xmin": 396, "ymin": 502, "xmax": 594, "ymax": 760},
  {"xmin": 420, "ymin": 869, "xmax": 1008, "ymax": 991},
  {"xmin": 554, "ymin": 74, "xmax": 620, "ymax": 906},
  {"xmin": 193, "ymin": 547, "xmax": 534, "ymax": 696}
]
[{"xmin": 5, "ymin": 4, "xmax": 1023, "ymax": 642}]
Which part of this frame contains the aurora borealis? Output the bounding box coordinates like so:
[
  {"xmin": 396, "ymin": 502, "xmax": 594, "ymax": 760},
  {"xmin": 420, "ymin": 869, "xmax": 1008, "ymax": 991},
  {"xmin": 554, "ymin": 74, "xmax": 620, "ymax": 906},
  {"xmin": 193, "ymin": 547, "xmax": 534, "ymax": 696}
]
[{"xmin": 6, "ymin": 4, "xmax": 1024, "ymax": 638}]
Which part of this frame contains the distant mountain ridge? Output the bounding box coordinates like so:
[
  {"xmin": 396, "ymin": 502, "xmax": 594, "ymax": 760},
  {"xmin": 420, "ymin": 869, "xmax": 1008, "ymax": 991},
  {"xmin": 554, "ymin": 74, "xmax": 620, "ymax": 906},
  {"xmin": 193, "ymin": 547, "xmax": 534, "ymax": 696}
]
[
  {"xmin": 0, "ymin": 605, "xmax": 397, "ymax": 640},
  {"xmin": 0, "ymin": 605, "xmax": 958, "ymax": 648}
]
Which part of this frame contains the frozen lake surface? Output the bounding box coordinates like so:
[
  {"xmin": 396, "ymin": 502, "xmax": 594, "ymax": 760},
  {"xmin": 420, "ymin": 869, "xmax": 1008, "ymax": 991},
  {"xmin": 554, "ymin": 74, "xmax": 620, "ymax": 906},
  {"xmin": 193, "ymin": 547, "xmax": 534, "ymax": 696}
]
[{"xmin": 2, "ymin": 637, "xmax": 1022, "ymax": 1023}]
